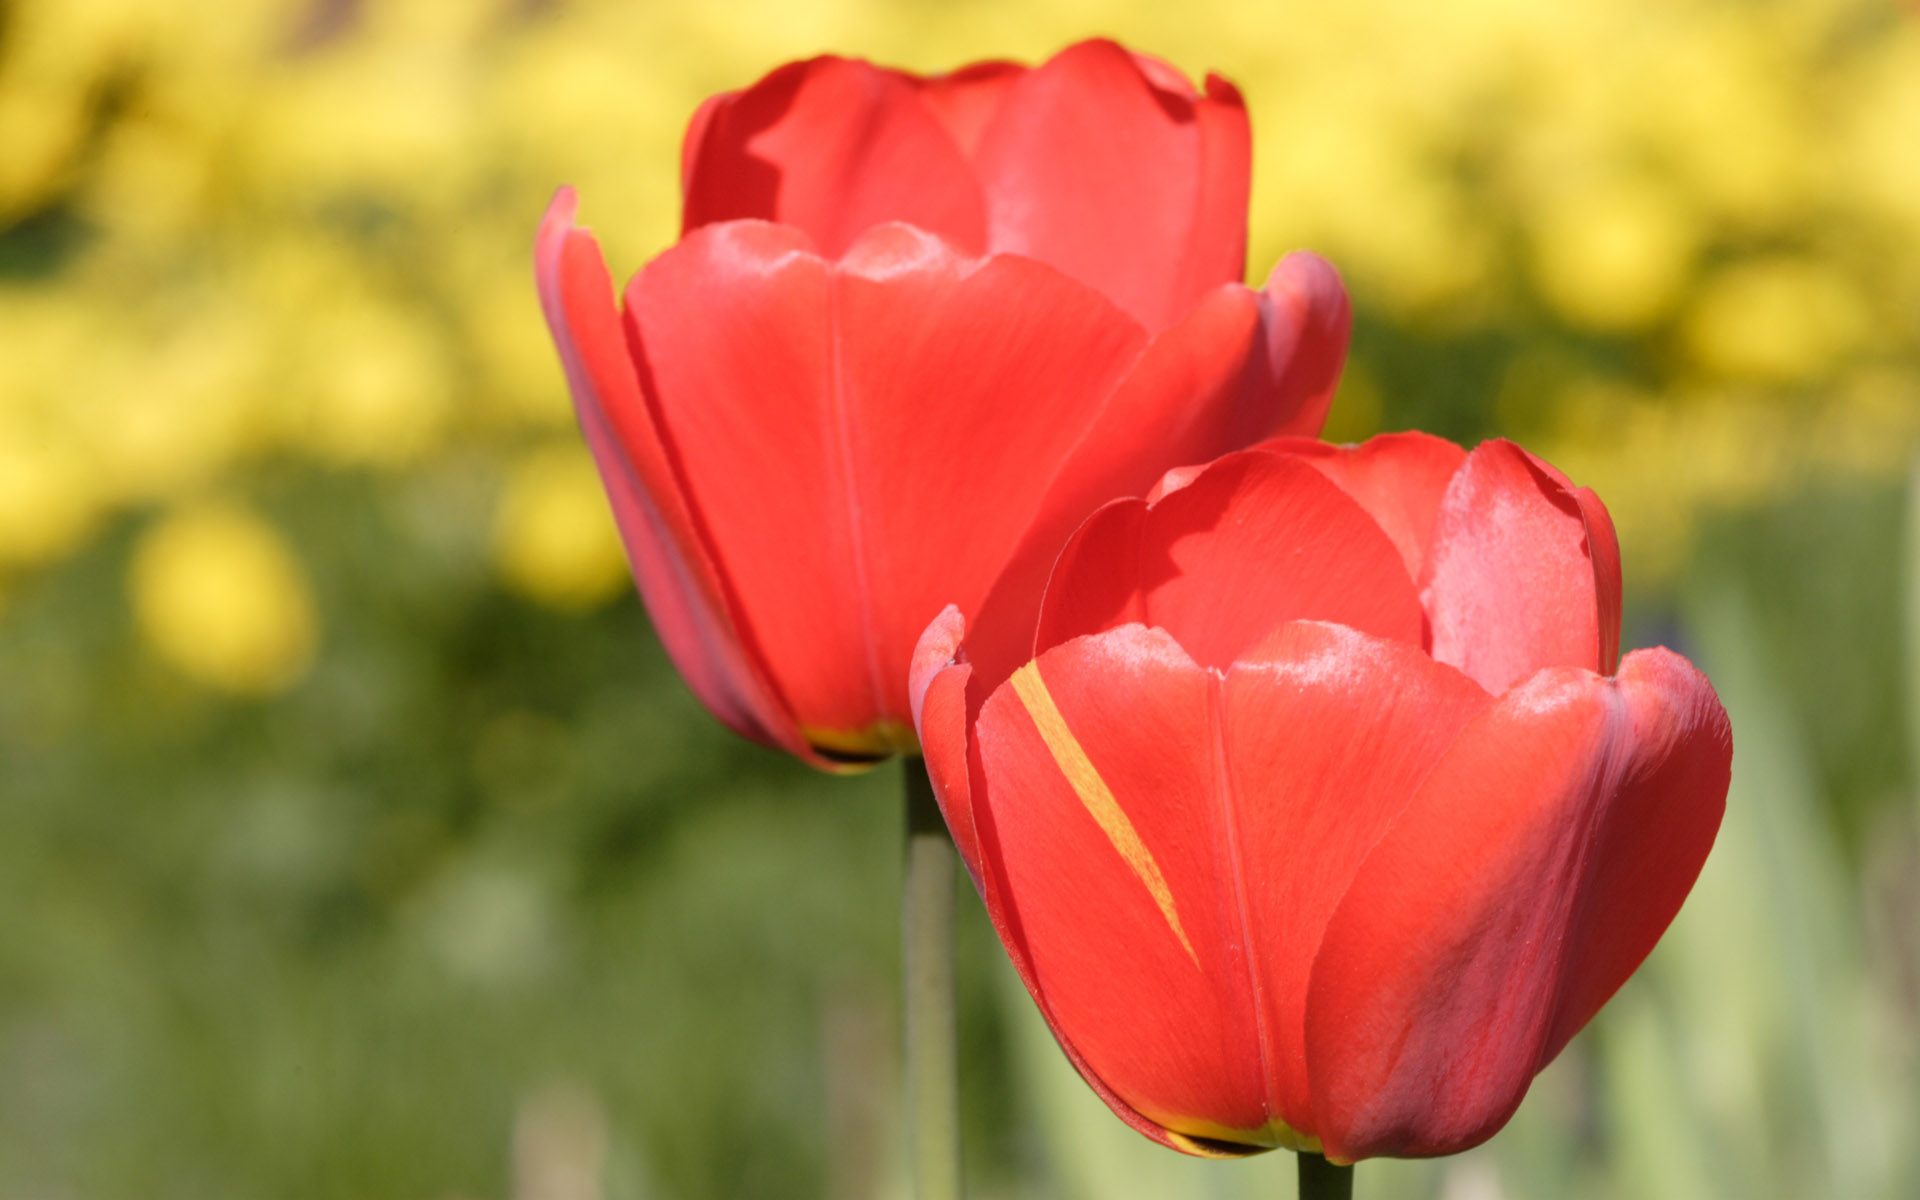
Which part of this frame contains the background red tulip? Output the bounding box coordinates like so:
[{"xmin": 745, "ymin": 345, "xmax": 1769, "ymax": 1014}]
[
  {"xmin": 911, "ymin": 433, "xmax": 1732, "ymax": 1162},
  {"xmin": 537, "ymin": 44, "xmax": 1351, "ymax": 768},
  {"xmin": 680, "ymin": 39, "xmax": 1251, "ymax": 334}
]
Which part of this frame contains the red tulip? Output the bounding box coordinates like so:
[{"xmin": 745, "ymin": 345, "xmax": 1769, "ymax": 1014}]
[
  {"xmin": 910, "ymin": 433, "xmax": 1732, "ymax": 1161},
  {"xmin": 680, "ymin": 39, "xmax": 1251, "ymax": 334},
  {"xmin": 536, "ymin": 46, "xmax": 1350, "ymax": 770}
]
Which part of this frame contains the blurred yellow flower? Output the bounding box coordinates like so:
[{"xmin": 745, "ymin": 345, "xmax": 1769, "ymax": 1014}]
[
  {"xmin": 129, "ymin": 502, "xmax": 318, "ymax": 694},
  {"xmin": 294, "ymin": 303, "xmax": 454, "ymax": 467},
  {"xmin": 80, "ymin": 116, "xmax": 214, "ymax": 244},
  {"xmin": 1839, "ymin": 24, "xmax": 1920, "ymax": 253},
  {"xmin": 0, "ymin": 78, "xmax": 89, "ymax": 219},
  {"xmin": 69, "ymin": 306, "xmax": 269, "ymax": 504},
  {"xmin": 491, "ymin": 445, "xmax": 629, "ymax": 612},
  {"xmin": 1682, "ymin": 258, "xmax": 1869, "ymax": 385},
  {"xmin": 1528, "ymin": 175, "xmax": 1700, "ymax": 331},
  {"xmin": 240, "ymin": 41, "xmax": 478, "ymax": 214},
  {"xmin": 442, "ymin": 235, "xmax": 575, "ymax": 431},
  {"xmin": 1256, "ymin": 93, "xmax": 1492, "ymax": 318},
  {"xmin": 1635, "ymin": 15, "xmax": 1810, "ymax": 232},
  {"xmin": 0, "ymin": 436, "xmax": 101, "ymax": 568}
]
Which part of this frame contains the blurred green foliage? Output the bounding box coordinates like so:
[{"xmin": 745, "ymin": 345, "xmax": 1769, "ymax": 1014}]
[{"xmin": 1, "ymin": 0, "xmax": 1918, "ymax": 1196}]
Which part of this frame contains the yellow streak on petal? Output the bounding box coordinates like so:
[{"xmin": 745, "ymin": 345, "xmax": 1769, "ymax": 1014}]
[{"xmin": 1010, "ymin": 661, "xmax": 1199, "ymax": 967}]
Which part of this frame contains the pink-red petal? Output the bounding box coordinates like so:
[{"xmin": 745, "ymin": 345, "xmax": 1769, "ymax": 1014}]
[
  {"xmin": 909, "ymin": 606, "xmax": 982, "ymax": 880},
  {"xmin": 1564, "ymin": 473, "xmax": 1623, "ymax": 676},
  {"xmin": 1304, "ymin": 648, "xmax": 1731, "ymax": 1161},
  {"xmin": 1172, "ymin": 70, "xmax": 1254, "ymax": 327},
  {"xmin": 913, "ymin": 613, "xmax": 1261, "ymax": 1158},
  {"xmin": 623, "ymin": 220, "xmax": 1146, "ymax": 743},
  {"xmin": 534, "ymin": 190, "xmax": 809, "ymax": 760},
  {"xmin": 973, "ymin": 40, "xmax": 1250, "ymax": 333},
  {"xmin": 1036, "ymin": 450, "xmax": 1425, "ymax": 670},
  {"xmin": 958, "ymin": 260, "xmax": 1352, "ymax": 694},
  {"xmin": 973, "ymin": 625, "xmax": 1273, "ymax": 1143},
  {"xmin": 1241, "ymin": 253, "xmax": 1352, "ymax": 440},
  {"xmin": 1420, "ymin": 440, "xmax": 1623, "ymax": 693},
  {"xmin": 1265, "ymin": 431, "xmax": 1467, "ymax": 585},
  {"xmin": 1220, "ymin": 622, "xmax": 1492, "ymax": 1132},
  {"xmin": 911, "ymin": 60, "xmax": 1025, "ymax": 156},
  {"xmin": 681, "ymin": 57, "xmax": 987, "ymax": 258}
]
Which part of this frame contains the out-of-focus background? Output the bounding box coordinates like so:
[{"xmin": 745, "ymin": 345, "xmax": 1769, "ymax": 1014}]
[{"xmin": 1, "ymin": 0, "xmax": 1916, "ymax": 1196}]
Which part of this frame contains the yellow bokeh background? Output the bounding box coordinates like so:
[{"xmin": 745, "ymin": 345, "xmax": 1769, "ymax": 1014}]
[
  {"xmin": 129, "ymin": 499, "xmax": 318, "ymax": 694},
  {"xmin": 0, "ymin": 0, "xmax": 1915, "ymax": 690}
]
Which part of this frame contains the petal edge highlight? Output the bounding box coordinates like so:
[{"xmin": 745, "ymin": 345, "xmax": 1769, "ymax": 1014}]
[
  {"xmin": 535, "ymin": 190, "xmax": 811, "ymax": 761},
  {"xmin": 1421, "ymin": 440, "xmax": 1621, "ymax": 692}
]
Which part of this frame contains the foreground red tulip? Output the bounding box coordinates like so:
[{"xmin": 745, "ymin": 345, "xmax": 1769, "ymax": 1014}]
[
  {"xmin": 680, "ymin": 39, "xmax": 1250, "ymax": 334},
  {"xmin": 537, "ymin": 46, "xmax": 1350, "ymax": 770},
  {"xmin": 911, "ymin": 433, "xmax": 1732, "ymax": 1162}
]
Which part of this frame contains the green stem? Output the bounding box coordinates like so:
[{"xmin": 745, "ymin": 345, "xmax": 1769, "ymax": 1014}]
[
  {"xmin": 1297, "ymin": 1152, "xmax": 1353, "ymax": 1200},
  {"xmin": 903, "ymin": 756, "xmax": 961, "ymax": 1200}
]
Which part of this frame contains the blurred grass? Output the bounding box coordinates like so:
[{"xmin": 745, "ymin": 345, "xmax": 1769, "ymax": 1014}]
[{"xmin": 0, "ymin": 0, "xmax": 1917, "ymax": 1196}]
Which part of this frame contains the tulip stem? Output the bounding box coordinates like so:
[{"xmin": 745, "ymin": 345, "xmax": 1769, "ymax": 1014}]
[
  {"xmin": 1296, "ymin": 1152, "xmax": 1352, "ymax": 1200},
  {"xmin": 903, "ymin": 756, "xmax": 961, "ymax": 1200}
]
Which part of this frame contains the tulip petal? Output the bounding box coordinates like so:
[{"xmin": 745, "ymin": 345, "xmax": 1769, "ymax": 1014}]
[
  {"xmin": 960, "ymin": 260, "xmax": 1353, "ymax": 693},
  {"xmin": 913, "ymin": 60, "xmax": 1024, "ymax": 156},
  {"xmin": 913, "ymin": 613, "xmax": 1262, "ymax": 1158},
  {"xmin": 1421, "ymin": 440, "xmax": 1624, "ymax": 692},
  {"xmin": 1264, "ymin": 431, "xmax": 1467, "ymax": 584},
  {"xmin": 1221, "ymin": 622, "xmax": 1493, "ymax": 1132},
  {"xmin": 1563, "ymin": 471, "xmax": 1623, "ymax": 676},
  {"xmin": 1304, "ymin": 648, "xmax": 1731, "ymax": 1160},
  {"xmin": 535, "ymin": 190, "xmax": 811, "ymax": 761},
  {"xmin": 681, "ymin": 57, "xmax": 987, "ymax": 258},
  {"xmin": 679, "ymin": 92, "xmax": 729, "ymax": 196},
  {"xmin": 909, "ymin": 605, "xmax": 982, "ymax": 880},
  {"xmin": 974, "ymin": 39, "xmax": 1250, "ymax": 332},
  {"xmin": 973, "ymin": 625, "xmax": 1280, "ymax": 1147},
  {"xmin": 1246, "ymin": 254, "xmax": 1354, "ymax": 439},
  {"xmin": 1036, "ymin": 451, "xmax": 1425, "ymax": 670},
  {"xmin": 624, "ymin": 220, "xmax": 1146, "ymax": 745}
]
